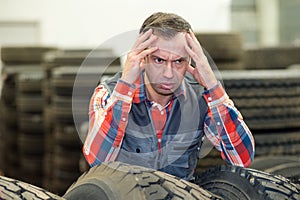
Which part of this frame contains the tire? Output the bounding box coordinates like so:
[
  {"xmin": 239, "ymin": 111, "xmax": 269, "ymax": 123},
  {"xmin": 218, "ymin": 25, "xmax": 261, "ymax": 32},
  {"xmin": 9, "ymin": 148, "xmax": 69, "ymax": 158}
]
[
  {"xmin": 194, "ymin": 33, "xmax": 243, "ymax": 61},
  {"xmin": 244, "ymin": 46, "xmax": 300, "ymax": 70},
  {"xmin": 250, "ymin": 156, "xmax": 300, "ymax": 170},
  {"xmin": 16, "ymin": 72, "xmax": 43, "ymax": 93},
  {"xmin": 251, "ymin": 156, "xmax": 300, "ymax": 184},
  {"xmin": 0, "ymin": 175, "xmax": 63, "ymax": 200},
  {"xmin": 16, "ymin": 94, "xmax": 44, "ymax": 113},
  {"xmin": 18, "ymin": 132, "xmax": 45, "ymax": 154},
  {"xmin": 195, "ymin": 165, "xmax": 300, "ymax": 200},
  {"xmin": 53, "ymin": 123, "xmax": 81, "ymax": 148},
  {"xmin": 43, "ymin": 49, "xmax": 120, "ymax": 66},
  {"xmin": 253, "ymin": 130, "xmax": 300, "ymax": 156},
  {"xmin": 265, "ymin": 162, "xmax": 300, "ymax": 185},
  {"xmin": 220, "ymin": 68, "xmax": 300, "ymax": 130},
  {"xmin": 215, "ymin": 61, "xmax": 245, "ymax": 70},
  {"xmin": 1, "ymin": 46, "xmax": 56, "ymax": 64},
  {"xmin": 19, "ymin": 113, "xmax": 44, "ymax": 133},
  {"xmin": 63, "ymin": 161, "xmax": 222, "ymax": 200}
]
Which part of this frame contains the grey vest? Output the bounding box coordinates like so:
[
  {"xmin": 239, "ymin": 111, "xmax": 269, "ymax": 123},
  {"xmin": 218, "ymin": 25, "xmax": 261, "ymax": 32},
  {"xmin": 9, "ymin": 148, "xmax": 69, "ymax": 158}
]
[{"xmin": 103, "ymin": 72, "xmax": 208, "ymax": 180}]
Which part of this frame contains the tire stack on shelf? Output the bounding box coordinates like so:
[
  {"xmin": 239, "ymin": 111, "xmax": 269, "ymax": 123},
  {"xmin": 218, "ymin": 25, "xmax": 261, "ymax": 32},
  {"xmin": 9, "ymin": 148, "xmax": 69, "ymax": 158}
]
[
  {"xmin": 195, "ymin": 32, "xmax": 245, "ymax": 70},
  {"xmin": 192, "ymin": 33, "xmax": 300, "ymax": 182},
  {"xmin": 221, "ymin": 67, "xmax": 300, "ymax": 184},
  {"xmin": 244, "ymin": 46, "xmax": 300, "ymax": 70},
  {"xmin": 239, "ymin": 46, "xmax": 300, "ymax": 183},
  {"xmin": 0, "ymin": 46, "xmax": 56, "ymax": 186},
  {"xmin": 0, "ymin": 65, "xmax": 19, "ymax": 180},
  {"xmin": 197, "ymin": 67, "xmax": 300, "ymax": 181},
  {"xmin": 42, "ymin": 48, "xmax": 121, "ymax": 195},
  {"xmin": 16, "ymin": 70, "xmax": 45, "ymax": 187}
]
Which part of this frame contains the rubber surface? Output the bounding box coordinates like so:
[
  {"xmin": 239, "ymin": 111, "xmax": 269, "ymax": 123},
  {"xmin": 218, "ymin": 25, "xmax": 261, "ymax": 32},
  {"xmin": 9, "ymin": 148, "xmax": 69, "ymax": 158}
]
[
  {"xmin": 0, "ymin": 175, "xmax": 63, "ymax": 200},
  {"xmin": 63, "ymin": 161, "xmax": 222, "ymax": 200},
  {"xmin": 195, "ymin": 165, "xmax": 300, "ymax": 200}
]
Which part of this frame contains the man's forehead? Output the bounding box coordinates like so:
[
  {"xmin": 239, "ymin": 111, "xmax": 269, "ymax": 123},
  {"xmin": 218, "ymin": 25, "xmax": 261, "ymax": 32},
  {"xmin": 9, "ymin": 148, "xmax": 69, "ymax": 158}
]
[
  {"xmin": 151, "ymin": 49, "xmax": 188, "ymax": 59},
  {"xmin": 151, "ymin": 33, "xmax": 189, "ymax": 58}
]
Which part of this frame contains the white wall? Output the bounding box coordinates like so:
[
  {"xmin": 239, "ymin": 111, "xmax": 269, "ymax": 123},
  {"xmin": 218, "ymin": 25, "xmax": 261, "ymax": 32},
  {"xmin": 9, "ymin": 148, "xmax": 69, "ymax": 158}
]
[{"xmin": 0, "ymin": 0, "xmax": 231, "ymax": 49}]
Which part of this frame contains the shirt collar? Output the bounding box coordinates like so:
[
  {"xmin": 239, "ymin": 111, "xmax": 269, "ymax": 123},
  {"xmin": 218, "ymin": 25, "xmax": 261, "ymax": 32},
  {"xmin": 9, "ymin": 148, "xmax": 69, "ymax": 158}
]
[{"xmin": 132, "ymin": 72, "xmax": 186, "ymax": 104}]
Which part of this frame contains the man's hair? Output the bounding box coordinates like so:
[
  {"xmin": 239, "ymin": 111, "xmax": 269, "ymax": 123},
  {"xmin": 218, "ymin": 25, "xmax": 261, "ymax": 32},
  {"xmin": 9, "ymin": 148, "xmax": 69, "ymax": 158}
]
[{"xmin": 139, "ymin": 12, "xmax": 192, "ymax": 39}]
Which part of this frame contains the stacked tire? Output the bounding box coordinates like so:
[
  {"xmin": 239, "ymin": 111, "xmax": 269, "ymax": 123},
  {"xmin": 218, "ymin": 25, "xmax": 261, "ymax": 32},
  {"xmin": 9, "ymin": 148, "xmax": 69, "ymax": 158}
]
[
  {"xmin": 221, "ymin": 68, "xmax": 300, "ymax": 130},
  {"xmin": 0, "ymin": 46, "xmax": 56, "ymax": 186},
  {"xmin": 196, "ymin": 67, "xmax": 300, "ymax": 176},
  {"xmin": 42, "ymin": 48, "xmax": 121, "ymax": 195},
  {"xmin": 220, "ymin": 68, "xmax": 300, "ymax": 183},
  {"xmin": 16, "ymin": 70, "xmax": 45, "ymax": 187},
  {"xmin": 244, "ymin": 46, "xmax": 300, "ymax": 69},
  {"xmin": 0, "ymin": 66, "xmax": 19, "ymax": 180},
  {"xmin": 195, "ymin": 32, "xmax": 245, "ymax": 70}
]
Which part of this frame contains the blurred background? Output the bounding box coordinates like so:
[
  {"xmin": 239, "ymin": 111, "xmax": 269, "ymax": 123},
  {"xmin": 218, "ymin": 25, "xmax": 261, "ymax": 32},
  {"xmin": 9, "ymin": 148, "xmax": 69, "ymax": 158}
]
[{"xmin": 0, "ymin": 0, "xmax": 299, "ymax": 196}]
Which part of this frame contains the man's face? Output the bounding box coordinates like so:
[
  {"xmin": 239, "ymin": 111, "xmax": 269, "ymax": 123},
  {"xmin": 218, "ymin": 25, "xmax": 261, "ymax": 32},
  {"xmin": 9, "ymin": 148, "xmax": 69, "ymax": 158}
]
[{"xmin": 144, "ymin": 32, "xmax": 190, "ymax": 97}]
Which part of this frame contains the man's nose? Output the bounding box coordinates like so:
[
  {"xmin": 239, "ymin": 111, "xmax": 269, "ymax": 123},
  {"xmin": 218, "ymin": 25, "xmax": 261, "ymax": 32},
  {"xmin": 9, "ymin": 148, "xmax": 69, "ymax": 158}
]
[{"xmin": 163, "ymin": 61, "xmax": 174, "ymax": 78}]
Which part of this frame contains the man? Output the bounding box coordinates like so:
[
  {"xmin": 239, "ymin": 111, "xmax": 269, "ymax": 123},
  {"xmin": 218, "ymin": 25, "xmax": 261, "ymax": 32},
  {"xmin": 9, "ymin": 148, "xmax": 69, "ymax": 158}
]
[{"xmin": 83, "ymin": 12, "xmax": 254, "ymax": 181}]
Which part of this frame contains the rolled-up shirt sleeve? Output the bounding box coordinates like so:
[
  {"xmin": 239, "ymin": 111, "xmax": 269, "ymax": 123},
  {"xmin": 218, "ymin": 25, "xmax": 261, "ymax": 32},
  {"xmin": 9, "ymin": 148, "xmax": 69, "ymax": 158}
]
[
  {"xmin": 83, "ymin": 79, "xmax": 136, "ymax": 166},
  {"xmin": 203, "ymin": 82, "xmax": 255, "ymax": 167}
]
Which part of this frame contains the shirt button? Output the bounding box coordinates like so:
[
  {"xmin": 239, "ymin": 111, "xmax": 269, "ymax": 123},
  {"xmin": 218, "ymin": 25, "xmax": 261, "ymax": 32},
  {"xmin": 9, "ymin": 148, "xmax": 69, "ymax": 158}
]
[
  {"xmin": 160, "ymin": 111, "xmax": 164, "ymax": 115},
  {"xmin": 208, "ymin": 97, "xmax": 212, "ymax": 101},
  {"xmin": 121, "ymin": 117, "xmax": 126, "ymax": 122},
  {"xmin": 217, "ymin": 122, "xmax": 221, "ymax": 126},
  {"xmin": 128, "ymin": 91, "xmax": 132, "ymax": 96}
]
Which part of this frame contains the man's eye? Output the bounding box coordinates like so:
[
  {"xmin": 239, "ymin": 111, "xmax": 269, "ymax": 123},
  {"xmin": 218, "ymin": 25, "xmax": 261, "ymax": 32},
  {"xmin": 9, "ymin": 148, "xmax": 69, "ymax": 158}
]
[
  {"xmin": 154, "ymin": 57, "xmax": 164, "ymax": 64},
  {"xmin": 175, "ymin": 59, "xmax": 183, "ymax": 64}
]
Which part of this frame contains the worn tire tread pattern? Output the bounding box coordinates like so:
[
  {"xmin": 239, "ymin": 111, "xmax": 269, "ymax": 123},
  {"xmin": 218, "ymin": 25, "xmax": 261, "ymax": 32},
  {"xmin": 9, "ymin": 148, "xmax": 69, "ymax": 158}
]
[
  {"xmin": 0, "ymin": 176, "xmax": 63, "ymax": 200},
  {"xmin": 64, "ymin": 161, "xmax": 222, "ymax": 200},
  {"xmin": 195, "ymin": 165, "xmax": 300, "ymax": 200}
]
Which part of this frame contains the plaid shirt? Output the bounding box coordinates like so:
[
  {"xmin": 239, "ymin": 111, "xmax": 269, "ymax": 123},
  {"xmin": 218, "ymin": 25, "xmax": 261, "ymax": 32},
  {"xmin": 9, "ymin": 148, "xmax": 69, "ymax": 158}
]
[{"xmin": 83, "ymin": 74, "xmax": 255, "ymax": 167}]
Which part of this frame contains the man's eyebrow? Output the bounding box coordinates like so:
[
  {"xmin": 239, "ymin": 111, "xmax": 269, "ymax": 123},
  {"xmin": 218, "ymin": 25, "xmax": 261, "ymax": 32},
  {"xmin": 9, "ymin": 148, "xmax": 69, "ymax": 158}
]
[
  {"xmin": 151, "ymin": 54, "xmax": 189, "ymax": 61},
  {"xmin": 150, "ymin": 54, "xmax": 166, "ymax": 60},
  {"xmin": 174, "ymin": 56, "xmax": 189, "ymax": 61}
]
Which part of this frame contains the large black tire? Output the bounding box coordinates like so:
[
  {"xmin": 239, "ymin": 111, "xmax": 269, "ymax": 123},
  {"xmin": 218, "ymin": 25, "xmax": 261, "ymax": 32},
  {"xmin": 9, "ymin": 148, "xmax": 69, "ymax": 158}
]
[
  {"xmin": 251, "ymin": 156, "xmax": 300, "ymax": 184},
  {"xmin": 195, "ymin": 165, "xmax": 300, "ymax": 200},
  {"xmin": 63, "ymin": 161, "xmax": 222, "ymax": 200},
  {"xmin": 0, "ymin": 175, "xmax": 63, "ymax": 200}
]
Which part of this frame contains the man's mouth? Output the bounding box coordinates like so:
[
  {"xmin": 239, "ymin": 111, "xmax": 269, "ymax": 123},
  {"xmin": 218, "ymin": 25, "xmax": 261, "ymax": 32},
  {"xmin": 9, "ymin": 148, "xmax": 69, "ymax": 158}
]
[{"xmin": 158, "ymin": 83, "xmax": 175, "ymax": 90}]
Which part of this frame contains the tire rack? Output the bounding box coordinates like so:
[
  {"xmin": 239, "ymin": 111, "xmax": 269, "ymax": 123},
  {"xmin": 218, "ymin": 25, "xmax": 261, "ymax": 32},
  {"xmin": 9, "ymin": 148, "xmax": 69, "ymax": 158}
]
[
  {"xmin": 197, "ymin": 67, "xmax": 300, "ymax": 177},
  {"xmin": 0, "ymin": 46, "xmax": 56, "ymax": 187},
  {"xmin": 42, "ymin": 49, "xmax": 121, "ymax": 195}
]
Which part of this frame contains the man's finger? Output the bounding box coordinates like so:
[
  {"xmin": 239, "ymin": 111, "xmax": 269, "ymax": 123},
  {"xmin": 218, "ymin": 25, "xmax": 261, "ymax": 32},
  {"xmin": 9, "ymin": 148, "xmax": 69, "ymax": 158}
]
[
  {"xmin": 137, "ymin": 46, "xmax": 158, "ymax": 60},
  {"xmin": 186, "ymin": 65, "xmax": 195, "ymax": 74},
  {"xmin": 185, "ymin": 44, "xmax": 198, "ymax": 62},
  {"xmin": 133, "ymin": 29, "xmax": 153, "ymax": 49},
  {"xmin": 135, "ymin": 34, "xmax": 158, "ymax": 52},
  {"xmin": 185, "ymin": 33, "xmax": 205, "ymax": 60}
]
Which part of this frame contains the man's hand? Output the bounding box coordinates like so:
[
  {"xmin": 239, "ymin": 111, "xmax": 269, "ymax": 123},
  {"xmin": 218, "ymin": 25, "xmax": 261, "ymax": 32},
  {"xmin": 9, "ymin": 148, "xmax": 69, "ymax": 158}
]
[
  {"xmin": 121, "ymin": 29, "xmax": 158, "ymax": 84},
  {"xmin": 185, "ymin": 30, "xmax": 218, "ymax": 89}
]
